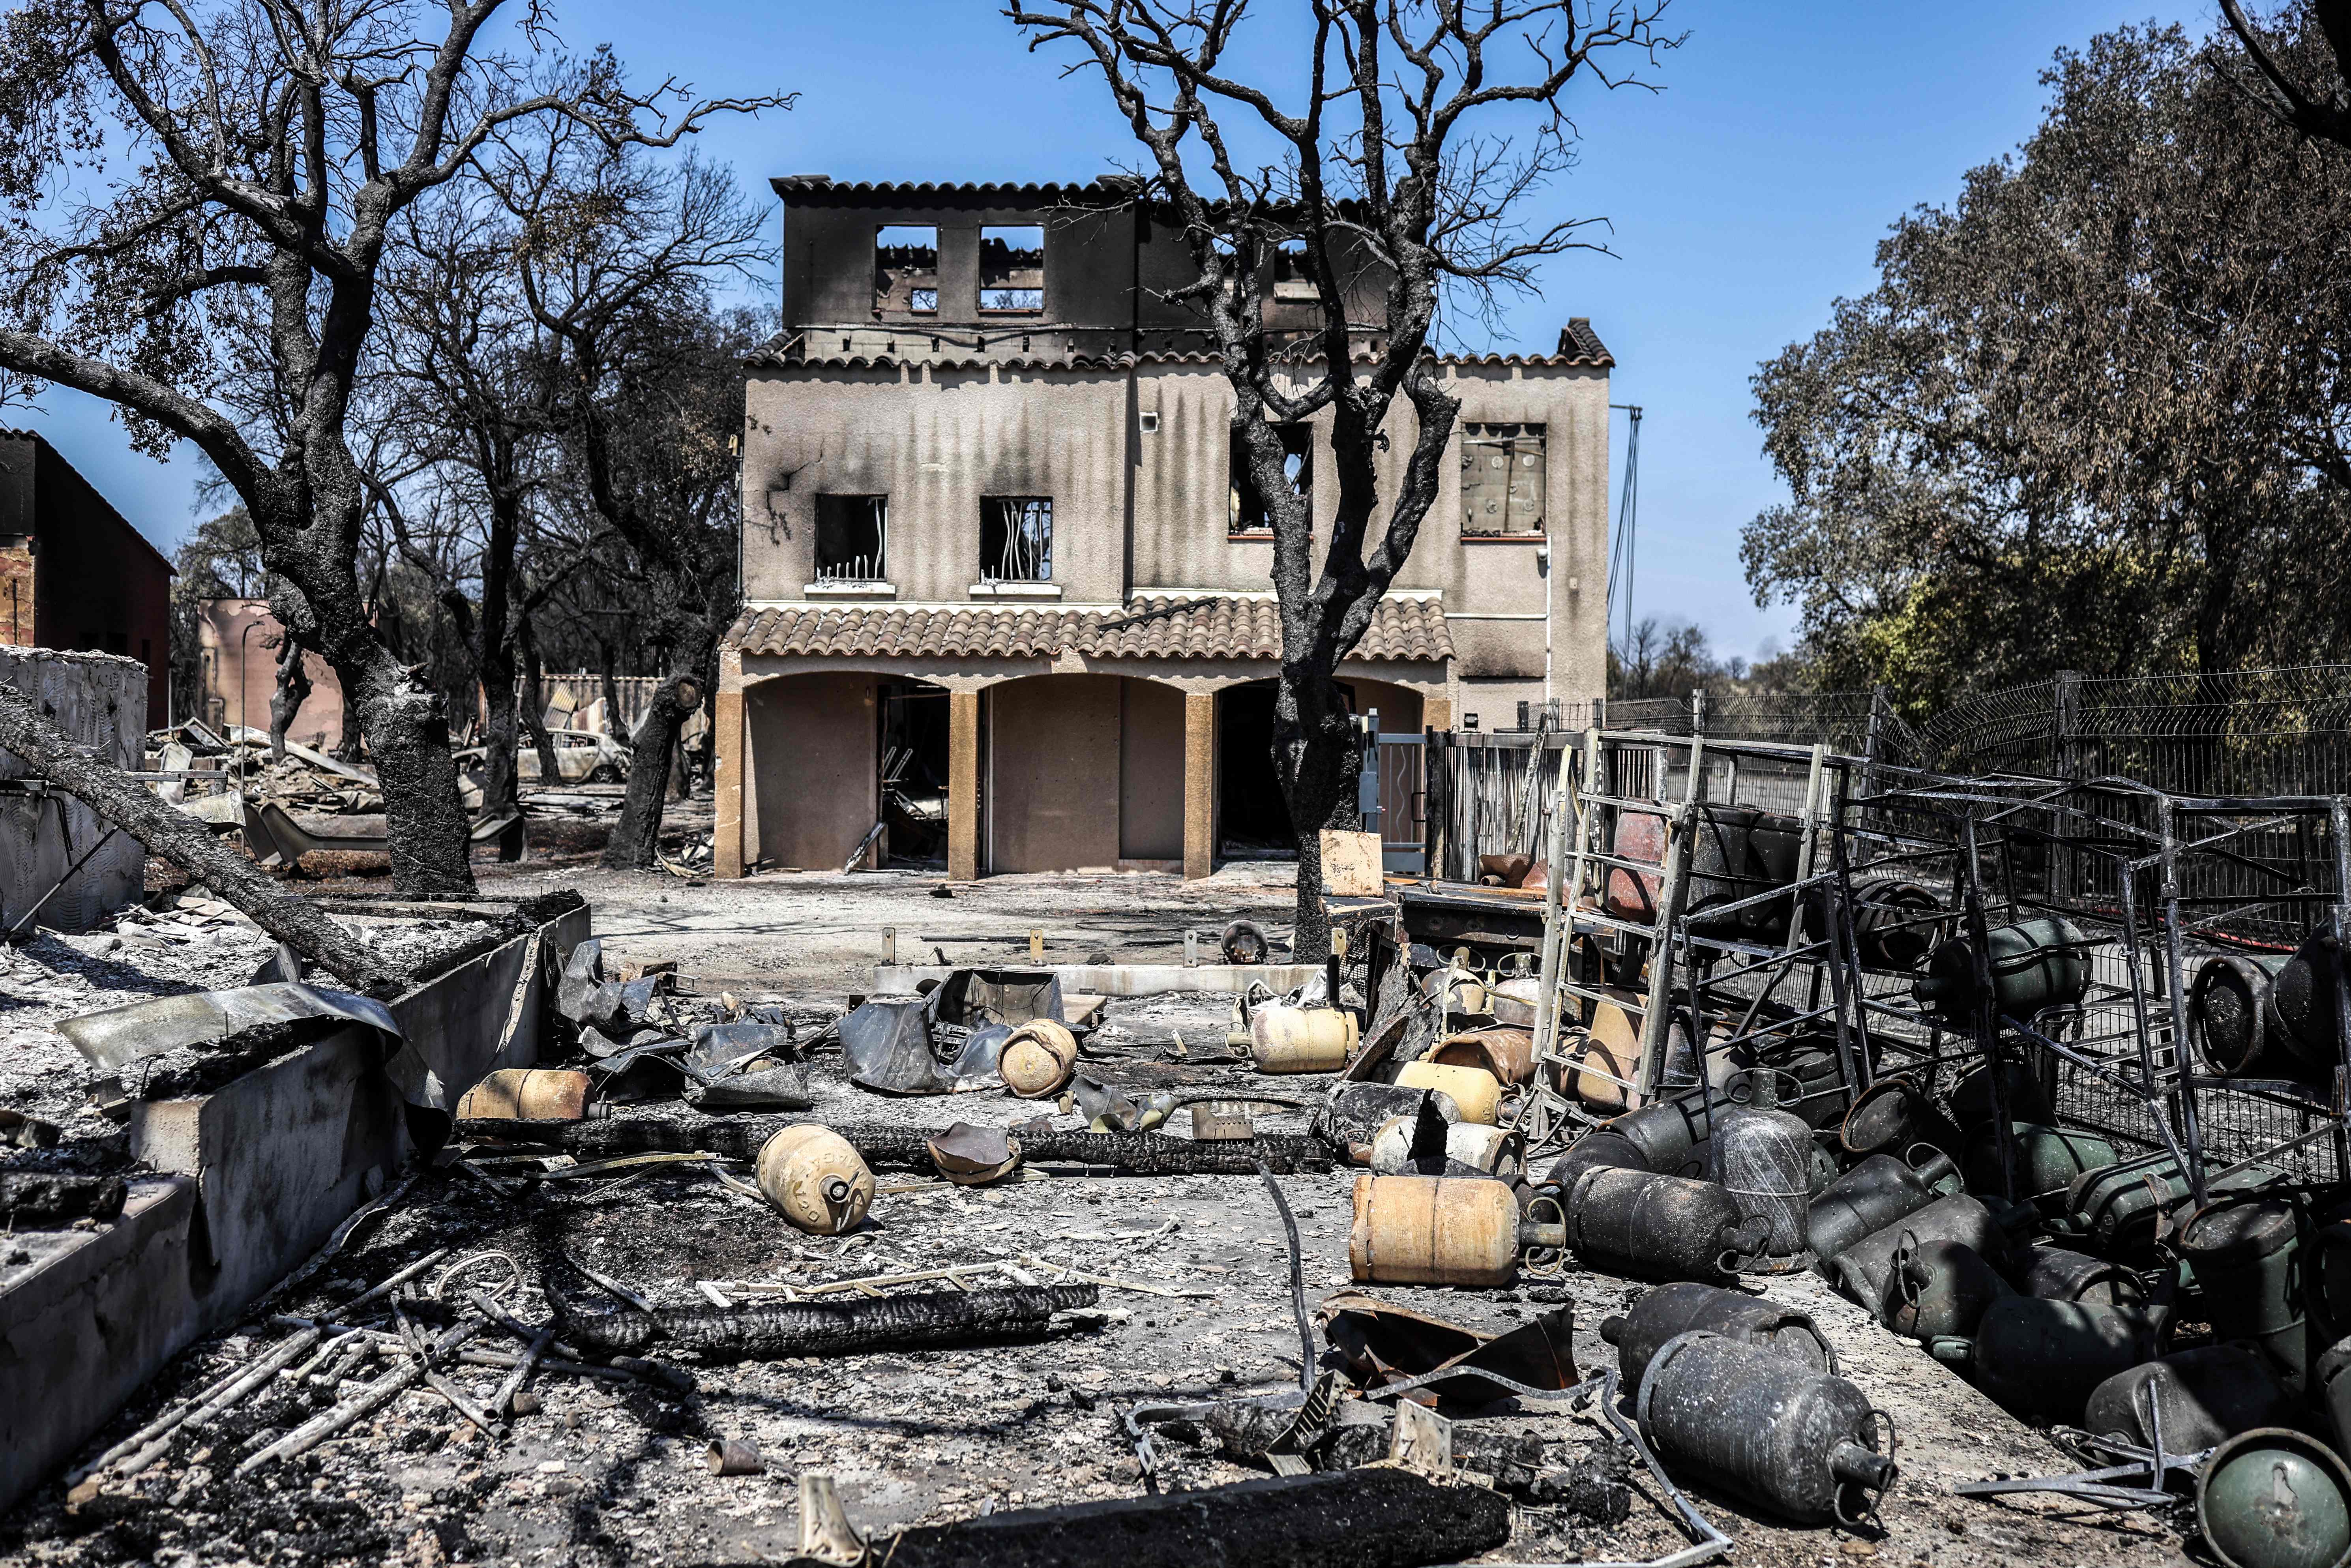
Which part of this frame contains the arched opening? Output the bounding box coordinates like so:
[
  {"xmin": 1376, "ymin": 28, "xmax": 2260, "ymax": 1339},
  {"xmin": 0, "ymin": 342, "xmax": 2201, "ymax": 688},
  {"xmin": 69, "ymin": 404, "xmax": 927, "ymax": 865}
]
[
  {"xmin": 1217, "ymin": 679, "xmax": 1296, "ymax": 859},
  {"xmin": 878, "ymin": 680, "xmax": 950, "ymax": 868},
  {"xmin": 983, "ymin": 673, "xmax": 1187, "ymax": 873},
  {"xmin": 743, "ymin": 670, "xmax": 880, "ymax": 873}
]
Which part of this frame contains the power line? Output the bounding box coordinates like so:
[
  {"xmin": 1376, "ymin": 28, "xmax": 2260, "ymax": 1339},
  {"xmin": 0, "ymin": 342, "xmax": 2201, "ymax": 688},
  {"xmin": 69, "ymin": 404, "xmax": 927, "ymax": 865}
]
[{"xmin": 1606, "ymin": 404, "xmax": 1642, "ymax": 656}]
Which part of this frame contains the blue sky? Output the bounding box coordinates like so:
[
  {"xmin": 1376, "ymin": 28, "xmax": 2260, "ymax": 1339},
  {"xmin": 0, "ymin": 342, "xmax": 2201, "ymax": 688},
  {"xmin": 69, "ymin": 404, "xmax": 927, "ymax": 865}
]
[{"xmin": 18, "ymin": 0, "xmax": 2205, "ymax": 663}]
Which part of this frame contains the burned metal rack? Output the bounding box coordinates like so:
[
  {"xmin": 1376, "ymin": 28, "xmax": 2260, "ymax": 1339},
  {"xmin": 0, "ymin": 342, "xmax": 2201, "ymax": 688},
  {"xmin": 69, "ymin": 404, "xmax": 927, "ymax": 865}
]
[{"xmin": 1522, "ymin": 729, "xmax": 1859, "ymax": 1150}]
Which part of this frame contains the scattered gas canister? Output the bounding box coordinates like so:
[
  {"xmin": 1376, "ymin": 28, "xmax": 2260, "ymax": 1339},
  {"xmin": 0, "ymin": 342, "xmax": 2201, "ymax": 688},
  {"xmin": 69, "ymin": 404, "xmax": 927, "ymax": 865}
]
[
  {"xmin": 1600, "ymin": 1092, "xmax": 1718, "ymax": 1180},
  {"xmin": 1888, "ymin": 1237, "xmax": 2012, "ymax": 1342},
  {"xmin": 756, "ymin": 1126, "xmax": 876, "ymax": 1236},
  {"xmin": 1599, "ymin": 1281, "xmax": 1836, "ymax": 1391},
  {"xmin": 2014, "ymin": 1244, "xmax": 2147, "ymax": 1310},
  {"xmin": 2085, "ymin": 1346, "xmax": 2297, "ymax": 1453},
  {"xmin": 1635, "ymin": 1330, "xmax": 1897, "ymax": 1527},
  {"xmin": 1549, "ymin": 1129, "xmax": 1647, "ymax": 1188},
  {"xmin": 1249, "ymin": 1006, "xmax": 1358, "ymax": 1074},
  {"xmin": 1828, "ymin": 1194, "xmax": 2011, "ymax": 1322},
  {"xmin": 1395, "ymin": 1061, "xmax": 1502, "ymax": 1125},
  {"xmin": 1914, "ymin": 916, "xmax": 2091, "ymax": 1025},
  {"xmin": 1963, "ymin": 1122, "xmax": 2119, "ymax": 1209},
  {"xmin": 1709, "ymin": 1070, "xmax": 1816, "ymax": 1272},
  {"xmin": 1349, "ymin": 1173, "xmax": 1521, "ymax": 1288},
  {"xmin": 1564, "ymin": 1166, "xmax": 1765, "ymax": 1285},
  {"xmin": 1947, "ymin": 1058, "xmax": 2056, "ymax": 1130},
  {"xmin": 1845, "ymin": 878, "xmax": 1946, "ymax": 971},
  {"xmin": 999, "ymin": 1019, "xmax": 1081, "ymax": 1098},
  {"xmin": 2179, "ymin": 1196, "xmax": 2310, "ymax": 1394},
  {"xmin": 2267, "ymin": 929, "xmax": 2348, "ymax": 1072},
  {"xmin": 2197, "ymin": 1428, "xmax": 2351, "ymax": 1568},
  {"xmin": 1949, "ymin": 1297, "xmax": 2160, "ymax": 1423},
  {"xmin": 2190, "ymin": 953, "xmax": 2299, "ymax": 1079},
  {"xmin": 2316, "ymin": 1339, "xmax": 2351, "ymax": 1456},
  {"xmin": 1809, "ymin": 1153, "xmax": 1939, "ymax": 1263}
]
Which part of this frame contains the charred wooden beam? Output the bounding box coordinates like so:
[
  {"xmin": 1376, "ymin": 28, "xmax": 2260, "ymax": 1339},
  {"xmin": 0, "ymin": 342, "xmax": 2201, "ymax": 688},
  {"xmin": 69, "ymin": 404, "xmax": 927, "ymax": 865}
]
[
  {"xmin": 461, "ymin": 1117, "xmax": 1336, "ymax": 1175},
  {"xmin": 551, "ymin": 1283, "xmax": 1099, "ymax": 1360}
]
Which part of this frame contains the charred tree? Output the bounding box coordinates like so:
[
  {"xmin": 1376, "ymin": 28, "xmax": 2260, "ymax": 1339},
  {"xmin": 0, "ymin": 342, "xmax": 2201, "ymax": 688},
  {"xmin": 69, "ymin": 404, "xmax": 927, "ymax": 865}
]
[
  {"xmin": 601, "ymin": 672, "xmax": 702, "ymax": 867},
  {"xmin": 266, "ymin": 631, "xmax": 313, "ymax": 761},
  {"xmin": 1015, "ymin": 0, "xmax": 1672, "ymax": 948},
  {"xmin": 550, "ymin": 1283, "xmax": 1099, "ymax": 1360},
  {"xmin": 0, "ymin": 682, "xmax": 406, "ymax": 993},
  {"xmin": 517, "ymin": 618, "xmax": 566, "ymax": 783}
]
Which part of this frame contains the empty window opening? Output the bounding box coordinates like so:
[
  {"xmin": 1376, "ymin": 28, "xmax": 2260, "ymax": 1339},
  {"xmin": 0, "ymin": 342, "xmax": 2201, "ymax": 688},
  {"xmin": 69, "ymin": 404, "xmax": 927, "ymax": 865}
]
[
  {"xmin": 1272, "ymin": 239, "xmax": 1317, "ymax": 300},
  {"xmin": 1230, "ymin": 423, "xmax": 1313, "ymax": 535},
  {"xmin": 875, "ymin": 226, "xmax": 939, "ymax": 314},
  {"xmin": 980, "ymin": 496, "xmax": 1053, "ymax": 582},
  {"xmin": 980, "ymin": 226, "xmax": 1044, "ymax": 312},
  {"xmin": 816, "ymin": 495, "xmax": 888, "ymax": 582},
  {"xmin": 1460, "ymin": 423, "xmax": 1546, "ymax": 536}
]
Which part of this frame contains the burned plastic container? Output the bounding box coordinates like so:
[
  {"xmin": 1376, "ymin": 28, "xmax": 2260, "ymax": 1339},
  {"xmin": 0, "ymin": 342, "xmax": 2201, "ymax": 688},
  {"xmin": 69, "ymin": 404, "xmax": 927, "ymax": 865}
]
[
  {"xmin": 1963, "ymin": 1122, "xmax": 2119, "ymax": 1209},
  {"xmin": 1914, "ymin": 916, "xmax": 2091, "ymax": 1026},
  {"xmin": 2192, "ymin": 953, "xmax": 2300, "ymax": 1079},
  {"xmin": 2015, "ymin": 1244, "xmax": 2146, "ymax": 1310},
  {"xmin": 1829, "ymin": 1194, "xmax": 2011, "ymax": 1323},
  {"xmin": 2085, "ymin": 1346, "xmax": 2297, "ymax": 1452},
  {"xmin": 1635, "ymin": 1330, "xmax": 1897, "ymax": 1527},
  {"xmin": 1709, "ymin": 1071, "xmax": 1816, "ymax": 1273},
  {"xmin": 1949, "ymin": 1296, "xmax": 2160, "ymax": 1423},
  {"xmin": 2197, "ymin": 1428, "xmax": 2351, "ymax": 1568},
  {"xmin": 1600, "ymin": 1282, "xmax": 1836, "ymax": 1391},
  {"xmin": 2179, "ymin": 1196, "xmax": 2310, "ymax": 1394},
  {"xmin": 1564, "ymin": 1166, "xmax": 1765, "ymax": 1285},
  {"xmin": 1809, "ymin": 1153, "xmax": 1938, "ymax": 1263},
  {"xmin": 1888, "ymin": 1237, "xmax": 2011, "ymax": 1342}
]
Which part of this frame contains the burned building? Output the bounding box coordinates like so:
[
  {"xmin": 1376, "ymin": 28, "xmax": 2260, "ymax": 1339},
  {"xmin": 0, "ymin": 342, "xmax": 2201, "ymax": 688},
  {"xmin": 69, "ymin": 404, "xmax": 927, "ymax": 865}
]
[
  {"xmin": 716, "ymin": 176, "xmax": 1611, "ymax": 880},
  {"xmin": 0, "ymin": 431, "xmax": 174, "ymax": 724}
]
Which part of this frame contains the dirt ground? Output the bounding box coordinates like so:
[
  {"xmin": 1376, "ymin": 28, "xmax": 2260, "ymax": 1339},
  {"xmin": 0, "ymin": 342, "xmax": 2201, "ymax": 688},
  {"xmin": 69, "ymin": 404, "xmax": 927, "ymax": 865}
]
[{"xmin": 0, "ymin": 852, "xmax": 2197, "ymax": 1567}]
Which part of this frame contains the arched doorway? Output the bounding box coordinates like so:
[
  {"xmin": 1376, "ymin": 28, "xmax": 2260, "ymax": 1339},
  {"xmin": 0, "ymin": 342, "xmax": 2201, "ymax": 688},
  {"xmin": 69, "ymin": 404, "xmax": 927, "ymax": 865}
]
[
  {"xmin": 983, "ymin": 673, "xmax": 1188, "ymax": 873},
  {"xmin": 1216, "ymin": 680, "xmax": 1294, "ymax": 859}
]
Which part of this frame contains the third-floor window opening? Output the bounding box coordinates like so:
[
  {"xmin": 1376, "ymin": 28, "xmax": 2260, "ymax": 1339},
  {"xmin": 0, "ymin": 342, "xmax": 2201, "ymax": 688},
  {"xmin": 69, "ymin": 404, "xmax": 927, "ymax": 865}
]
[
  {"xmin": 875, "ymin": 226, "xmax": 939, "ymax": 315},
  {"xmin": 980, "ymin": 497, "xmax": 1053, "ymax": 581},
  {"xmin": 1460, "ymin": 423, "xmax": 1546, "ymax": 536},
  {"xmin": 980, "ymin": 226, "xmax": 1044, "ymax": 313}
]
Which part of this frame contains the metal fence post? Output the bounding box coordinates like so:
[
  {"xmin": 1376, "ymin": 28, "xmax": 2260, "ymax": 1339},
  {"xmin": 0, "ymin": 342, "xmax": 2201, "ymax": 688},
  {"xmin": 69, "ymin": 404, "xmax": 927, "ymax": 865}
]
[{"xmin": 1690, "ymin": 687, "xmax": 1708, "ymax": 734}]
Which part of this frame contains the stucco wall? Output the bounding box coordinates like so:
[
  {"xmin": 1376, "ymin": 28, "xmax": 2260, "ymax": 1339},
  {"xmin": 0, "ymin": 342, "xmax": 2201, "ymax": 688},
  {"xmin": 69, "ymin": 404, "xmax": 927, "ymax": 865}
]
[
  {"xmin": 197, "ymin": 599, "xmax": 346, "ymax": 749},
  {"xmin": 0, "ymin": 646, "xmax": 147, "ymax": 929},
  {"xmin": 987, "ymin": 674, "xmax": 1121, "ymax": 873},
  {"xmin": 1118, "ymin": 677, "xmax": 1184, "ymax": 860},
  {"xmin": 746, "ymin": 671, "xmax": 876, "ymax": 871}
]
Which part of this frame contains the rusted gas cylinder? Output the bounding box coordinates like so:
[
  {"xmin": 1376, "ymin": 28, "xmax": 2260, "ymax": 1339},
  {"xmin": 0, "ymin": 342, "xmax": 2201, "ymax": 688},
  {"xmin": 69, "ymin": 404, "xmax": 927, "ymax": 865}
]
[
  {"xmin": 2179, "ymin": 1196, "xmax": 2310, "ymax": 1394},
  {"xmin": 1348, "ymin": 1173, "xmax": 1519, "ymax": 1287},
  {"xmin": 1635, "ymin": 1330, "xmax": 1898, "ymax": 1527},
  {"xmin": 1564, "ymin": 1166, "xmax": 1764, "ymax": 1285},
  {"xmin": 1887, "ymin": 1237, "xmax": 2011, "ymax": 1341},
  {"xmin": 1911, "ymin": 1145, "xmax": 1965, "ymax": 1196},
  {"xmin": 2192, "ymin": 953, "xmax": 2299, "ymax": 1079},
  {"xmin": 1559, "ymin": 1006, "xmax": 1641, "ymax": 1112},
  {"xmin": 1914, "ymin": 916, "xmax": 2091, "ymax": 1026},
  {"xmin": 1948, "ymin": 1297, "xmax": 2160, "ymax": 1422},
  {"xmin": 1709, "ymin": 1071, "xmax": 1815, "ymax": 1273},
  {"xmin": 1396, "ymin": 1060, "xmax": 1501, "ymax": 1124},
  {"xmin": 1249, "ymin": 1006, "xmax": 1358, "ymax": 1074},
  {"xmin": 1948, "ymin": 1058, "xmax": 2056, "ymax": 1130},
  {"xmin": 1737, "ymin": 1043, "xmax": 1850, "ymax": 1132},
  {"xmin": 1808, "ymin": 1153, "xmax": 1937, "ymax": 1263},
  {"xmin": 1431, "ymin": 1026, "xmax": 1535, "ymax": 1087},
  {"xmin": 2016, "ymin": 1244, "xmax": 2146, "ymax": 1310},
  {"xmin": 453, "ymin": 1068, "xmax": 591, "ymax": 1122},
  {"xmin": 2197, "ymin": 1428, "xmax": 2351, "ymax": 1568},
  {"xmin": 1829, "ymin": 1193, "xmax": 2011, "ymax": 1323},
  {"xmin": 756, "ymin": 1126, "xmax": 876, "ymax": 1236},
  {"xmin": 999, "ymin": 1019, "xmax": 1080, "ymax": 1098},
  {"xmin": 1599, "ymin": 1281, "xmax": 1835, "ymax": 1391},
  {"xmin": 2085, "ymin": 1346, "xmax": 2296, "ymax": 1452}
]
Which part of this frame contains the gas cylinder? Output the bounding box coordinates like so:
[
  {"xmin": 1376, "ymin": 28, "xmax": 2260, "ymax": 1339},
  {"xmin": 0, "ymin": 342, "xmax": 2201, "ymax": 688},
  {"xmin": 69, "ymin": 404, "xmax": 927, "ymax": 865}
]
[
  {"xmin": 1249, "ymin": 1006, "xmax": 1358, "ymax": 1074},
  {"xmin": 453, "ymin": 1068, "xmax": 590, "ymax": 1122},
  {"xmin": 1599, "ymin": 1282, "xmax": 1835, "ymax": 1390},
  {"xmin": 1431, "ymin": 1026, "xmax": 1536, "ymax": 1086},
  {"xmin": 2085, "ymin": 1346, "xmax": 2296, "ymax": 1453},
  {"xmin": 2015, "ymin": 1244, "xmax": 2146, "ymax": 1310},
  {"xmin": 1829, "ymin": 1193, "xmax": 2011, "ymax": 1323},
  {"xmin": 2197, "ymin": 1428, "xmax": 2351, "ymax": 1568},
  {"xmin": 2192, "ymin": 953, "xmax": 2299, "ymax": 1079},
  {"xmin": 1348, "ymin": 1173, "xmax": 1520, "ymax": 1287},
  {"xmin": 1369, "ymin": 1117, "xmax": 1518, "ymax": 1178},
  {"xmin": 1809, "ymin": 1153, "xmax": 1937, "ymax": 1263},
  {"xmin": 1914, "ymin": 916, "xmax": 2091, "ymax": 1025},
  {"xmin": 1950, "ymin": 1296, "xmax": 2160, "ymax": 1423},
  {"xmin": 1847, "ymin": 878, "xmax": 1945, "ymax": 971},
  {"xmin": 2269, "ymin": 928, "xmax": 2347, "ymax": 1071},
  {"xmin": 998, "ymin": 1019, "xmax": 1080, "ymax": 1098},
  {"xmin": 1606, "ymin": 1090, "xmax": 1718, "ymax": 1179},
  {"xmin": 1396, "ymin": 1060, "xmax": 1501, "ymax": 1124},
  {"xmin": 1708, "ymin": 1071, "xmax": 1816, "ymax": 1273},
  {"xmin": 1564, "ymin": 1166, "xmax": 1765, "ymax": 1285},
  {"xmin": 1964, "ymin": 1122, "xmax": 2118, "ymax": 1207},
  {"xmin": 1888, "ymin": 1237, "xmax": 2011, "ymax": 1341},
  {"xmin": 2179, "ymin": 1195, "xmax": 2310, "ymax": 1394},
  {"xmin": 756, "ymin": 1126, "xmax": 875, "ymax": 1235},
  {"xmin": 1635, "ymin": 1330, "xmax": 1897, "ymax": 1527}
]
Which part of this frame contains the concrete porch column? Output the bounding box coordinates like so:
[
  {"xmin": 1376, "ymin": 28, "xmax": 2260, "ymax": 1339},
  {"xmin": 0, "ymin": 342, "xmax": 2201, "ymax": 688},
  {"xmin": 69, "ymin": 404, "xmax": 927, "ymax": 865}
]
[
  {"xmin": 1183, "ymin": 691, "xmax": 1215, "ymax": 880},
  {"xmin": 948, "ymin": 689, "xmax": 981, "ymax": 882},
  {"xmin": 714, "ymin": 656, "xmax": 746, "ymax": 879}
]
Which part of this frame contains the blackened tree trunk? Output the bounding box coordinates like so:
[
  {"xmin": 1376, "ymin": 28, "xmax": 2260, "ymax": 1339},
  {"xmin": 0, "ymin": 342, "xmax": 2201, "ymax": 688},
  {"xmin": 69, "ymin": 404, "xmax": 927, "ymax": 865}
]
[
  {"xmin": 267, "ymin": 632, "xmax": 313, "ymax": 760},
  {"xmin": 517, "ymin": 618, "xmax": 565, "ymax": 783},
  {"xmin": 0, "ymin": 683, "xmax": 405, "ymax": 994},
  {"xmin": 598, "ymin": 642, "xmax": 624, "ymax": 738},
  {"xmin": 601, "ymin": 671, "xmax": 702, "ymax": 868}
]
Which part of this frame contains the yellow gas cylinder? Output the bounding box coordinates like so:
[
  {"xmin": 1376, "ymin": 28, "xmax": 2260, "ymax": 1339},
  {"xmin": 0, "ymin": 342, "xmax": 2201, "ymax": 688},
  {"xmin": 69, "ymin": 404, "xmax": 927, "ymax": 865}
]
[
  {"xmin": 1396, "ymin": 1060, "xmax": 1502, "ymax": 1124},
  {"xmin": 1369, "ymin": 1117, "xmax": 1517, "ymax": 1175},
  {"xmin": 1000, "ymin": 1019, "xmax": 1080, "ymax": 1098},
  {"xmin": 1248, "ymin": 1006, "xmax": 1358, "ymax": 1073},
  {"xmin": 453, "ymin": 1068, "xmax": 590, "ymax": 1122},
  {"xmin": 755, "ymin": 1126, "xmax": 875, "ymax": 1235},
  {"xmin": 1349, "ymin": 1173, "xmax": 1520, "ymax": 1286}
]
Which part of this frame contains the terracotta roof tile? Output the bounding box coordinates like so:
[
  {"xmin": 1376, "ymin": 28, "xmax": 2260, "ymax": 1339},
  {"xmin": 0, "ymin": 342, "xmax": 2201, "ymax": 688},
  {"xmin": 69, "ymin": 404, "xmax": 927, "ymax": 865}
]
[{"xmin": 725, "ymin": 594, "xmax": 1453, "ymax": 664}]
